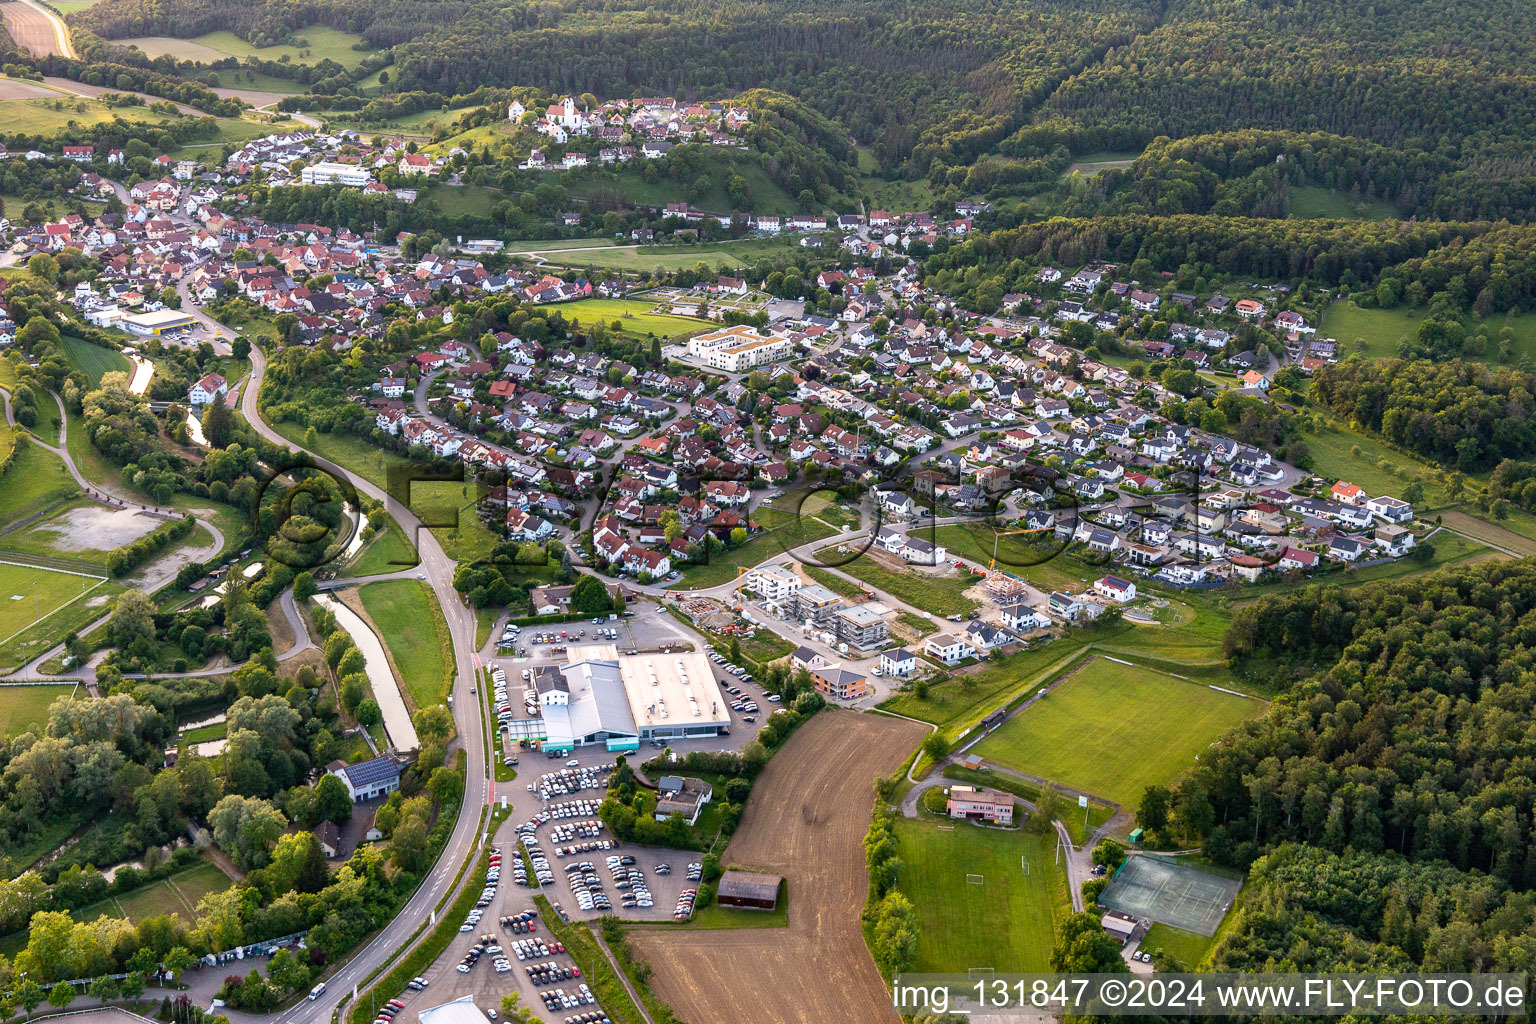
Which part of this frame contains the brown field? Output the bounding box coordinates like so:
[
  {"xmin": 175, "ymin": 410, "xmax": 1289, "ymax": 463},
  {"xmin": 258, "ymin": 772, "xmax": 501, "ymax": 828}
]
[
  {"xmin": 1, "ymin": 0, "xmax": 69, "ymax": 56},
  {"xmin": 0, "ymin": 78, "xmax": 58, "ymax": 101},
  {"xmin": 627, "ymin": 710, "xmax": 926, "ymax": 1024}
]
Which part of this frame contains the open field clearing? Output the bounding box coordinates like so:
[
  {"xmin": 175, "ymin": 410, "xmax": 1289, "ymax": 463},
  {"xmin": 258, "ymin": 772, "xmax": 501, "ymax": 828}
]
[
  {"xmin": 1320, "ymin": 300, "xmax": 1536, "ymax": 362},
  {"xmin": 1, "ymin": 0, "xmax": 69, "ymax": 56},
  {"xmin": 628, "ymin": 710, "xmax": 925, "ymax": 1024},
  {"xmin": 116, "ymin": 26, "xmax": 373, "ymax": 67},
  {"xmin": 0, "ymin": 683, "xmax": 73, "ymax": 737},
  {"xmin": 532, "ymin": 297, "xmax": 709, "ymax": 338},
  {"xmin": 1287, "ymin": 186, "xmax": 1399, "ymax": 220},
  {"xmin": 0, "ymin": 78, "xmax": 62, "ymax": 101},
  {"xmin": 894, "ymin": 820, "xmax": 1070, "ymax": 972},
  {"xmin": 358, "ymin": 580, "xmax": 453, "ymax": 711},
  {"xmin": 974, "ymin": 658, "xmax": 1263, "ymax": 807},
  {"xmin": 60, "ymin": 336, "xmax": 130, "ymax": 385},
  {"xmin": 8, "ymin": 501, "xmax": 163, "ymax": 557},
  {"xmin": 0, "ymin": 560, "xmax": 104, "ymax": 642}
]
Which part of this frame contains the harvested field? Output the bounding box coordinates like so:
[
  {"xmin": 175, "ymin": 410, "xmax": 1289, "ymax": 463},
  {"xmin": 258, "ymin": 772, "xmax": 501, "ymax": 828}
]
[
  {"xmin": 628, "ymin": 710, "xmax": 925, "ymax": 1024},
  {"xmin": 0, "ymin": 78, "xmax": 59, "ymax": 101},
  {"xmin": 1, "ymin": 0, "xmax": 70, "ymax": 56}
]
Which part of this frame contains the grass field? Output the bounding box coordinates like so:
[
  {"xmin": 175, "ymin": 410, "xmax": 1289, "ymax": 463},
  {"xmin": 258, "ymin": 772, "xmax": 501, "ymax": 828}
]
[
  {"xmin": 358, "ymin": 580, "xmax": 453, "ymax": 711},
  {"xmin": 894, "ymin": 820, "xmax": 1070, "ymax": 973},
  {"xmin": 1288, "ymin": 186, "xmax": 1399, "ymax": 220},
  {"xmin": 1140, "ymin": 922, "xmax": 1216, "ymax": 968},
  {"xmin": 0, "ymin": 562, "xmax": 103, "ymax": 641},
  {"xmin": 419, "ymin": 183, "xmax": 506, "ymax": 217},
  {"xmin": 60, "ymin": 335, "xmax": 130, "ymax": 385},
  {"xmin": 974, "ymin": 659, "xmax": 1263, "ymax": 807},
  {"xmin": 678, "ymin": 516, "xmax": 837, "ymax": 588},
  {"xmin": 1299, "ymin": 417, "xmax": 1450, "ymax": 506},
  {"xmin": 118, "ymin": 26, "xmax": 374, "ymax": 67},
  {"xmin": 0, "ymin": 97, "xmax": 177, "ymax": 135},
  {"xmin": 0, "ymin": 439, "xmax": 77, "ymax": 522},
  {"xmin": 168, "ymin": 859, "xmax": 235, "ymax": 907},
  {"xmin": 1320, "ymin": 300, "xmax": 1536, "ymax": 363},
  {"xmin": 1062, "ymin": 151, "xmax": 1140, "ymax": 178},
  {"xmin": 558, "ymin": 157, "xmax": 801, "ymax": 216},
  {"xmin": 0, "ymin": 683, "xmax": 71, "ymax": 737},
  {"xmin": 342, "ymin": 515, "xmax": 420, "ymax": 577},
  {"xmin": 520, "ymin": 236, "xmax": 798, "ymax": 274},
  {"xmin": 406, "ymin": 478, "xmax": 502, "ymax": 563},
  {"xmin": 531, "ymin": 297, "xmax": 709, "ymax": 339},
  {"xmin": 814, "ymin": 547, "xmax": 978, "ymax": 617}
]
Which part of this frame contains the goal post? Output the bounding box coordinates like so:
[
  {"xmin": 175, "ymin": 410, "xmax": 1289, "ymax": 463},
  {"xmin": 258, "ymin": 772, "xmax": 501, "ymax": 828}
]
[
  {"xmin": 1020, "ymin": 856, "xmax": 1030, "ymax": 876},
  {"xmin": 965, "ymin": 873, "xmax": 984, "ymax": 885}
]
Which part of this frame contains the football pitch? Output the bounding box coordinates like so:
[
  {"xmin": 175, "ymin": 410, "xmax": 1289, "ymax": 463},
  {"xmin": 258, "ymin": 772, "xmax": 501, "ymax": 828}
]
[
  {"xmin": 973, "ymin": 658, "xmax": 1263, "ymax": 807},
  {"xmin": 0, "ymin": 560, "xmax": 106, "ymax": 642}
]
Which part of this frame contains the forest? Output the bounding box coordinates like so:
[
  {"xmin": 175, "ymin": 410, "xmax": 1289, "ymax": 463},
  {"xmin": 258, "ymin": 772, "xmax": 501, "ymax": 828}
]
[
  {"xmin": 1313, "ymin": 359, "xmax": 1536, "ymax": 471},
  {"xmin": 1183, "ymin": 559, "xmax": 1536, "ymax": 972}
]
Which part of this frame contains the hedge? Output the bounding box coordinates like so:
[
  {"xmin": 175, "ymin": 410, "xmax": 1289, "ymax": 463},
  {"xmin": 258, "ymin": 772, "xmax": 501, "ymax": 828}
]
[
  {"xmin": 0, "ymin": 429, "xmax": 20, "ymax": 479},
  {"xmin": 107, "ymin": 513, "xmax": 196, "ymax": 576}
]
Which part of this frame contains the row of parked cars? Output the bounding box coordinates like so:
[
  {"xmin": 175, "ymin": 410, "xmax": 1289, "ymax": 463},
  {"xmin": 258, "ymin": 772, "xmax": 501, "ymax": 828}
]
[
  {"xmin": 533, "ymin": 765, "xmax": 608, "ymax": 798},
  {"xmin": 540, "ymin": 985, "xmax": 598, "ymax": 1013},
  {"xmin": 565, "ymin": 860, "xmax": 612, "ymax": 912},
  {"xmin": 606, "ymin": 855, "xmax": 654, "ymax": 909},
  {"xmin": 518, "ymin": 833, "xmax": 557, "ymax": 887}
]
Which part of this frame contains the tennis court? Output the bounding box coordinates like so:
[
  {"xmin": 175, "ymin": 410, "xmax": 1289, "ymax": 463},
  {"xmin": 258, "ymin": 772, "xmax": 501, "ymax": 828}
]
[{"xmin": 1098, "ymin": 855, "xmax": 1240, "ymax": 936}]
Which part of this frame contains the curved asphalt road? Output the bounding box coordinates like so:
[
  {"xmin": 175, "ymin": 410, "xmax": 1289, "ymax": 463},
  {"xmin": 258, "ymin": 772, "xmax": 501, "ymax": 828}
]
[{"xmin": 235, "ymin": 337, "xmax": 494, "ymax": 1024}]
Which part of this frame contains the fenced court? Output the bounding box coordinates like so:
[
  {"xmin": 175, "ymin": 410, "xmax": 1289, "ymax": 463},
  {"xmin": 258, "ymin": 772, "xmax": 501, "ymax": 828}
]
[{"xmin": 1098, "ymin": 855, "xmax": 1241, "ymax": 936}]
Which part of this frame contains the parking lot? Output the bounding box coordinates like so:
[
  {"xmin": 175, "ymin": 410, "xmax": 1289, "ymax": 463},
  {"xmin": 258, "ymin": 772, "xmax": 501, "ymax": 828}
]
[
  {"xmin": 484, "ymin": 608, "xmax": 774, "ymax": 763},
  {"xmin": 393, "ymin": 605, "xmax": 783, "ymax": 1021},
  {"xmin": 374, "ymin": 840, "xmax": 612, "ymax": 1024}
]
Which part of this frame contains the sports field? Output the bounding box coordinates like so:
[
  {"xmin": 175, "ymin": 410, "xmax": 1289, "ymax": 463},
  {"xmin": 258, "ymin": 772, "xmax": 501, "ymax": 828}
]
[
  {"xmin": 894, "ymin": 820, "xmax": 1070, "ymax": 972},
  {"xmin": 0, "ymin": 683, "xmax": 72, "ymax": 737},
  {"xmin": 532, "ymin": 298, "xmax": 708, "ymax": 339},
  {"xmin": 0, "ymin": 561, "xmax": 103, "ymax": 641},
  {"xmin": 973, "ymin": 658, "xmax": 1263, "ymax": 807}
]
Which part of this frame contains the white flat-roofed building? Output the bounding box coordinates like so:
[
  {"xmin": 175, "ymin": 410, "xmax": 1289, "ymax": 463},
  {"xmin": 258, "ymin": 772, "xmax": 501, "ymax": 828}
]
[
  {"xmin": 687, "ymin": 324, "xmax": 795, "ymax": 371},
  {"xmin": 745, "ymin": 563, "xmax": 802, "ymax": 604},
  {"xmin": 119, "ymin": 309, "xmax": 198, "ymax": 336},
  {"xmin": 540, "ymin": 645, "xmax": 729, "ymax": 752},
  {"xmin": 301, "ymin": 161, "xmax": 372, "ymax": 186},
  {"xmin": 417, "ymin": 996, "xmax": 492, "ymax": 1024}
]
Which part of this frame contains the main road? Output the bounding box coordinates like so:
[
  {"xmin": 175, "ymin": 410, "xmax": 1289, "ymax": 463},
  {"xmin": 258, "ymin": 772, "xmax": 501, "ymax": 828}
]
[{"xmin": 233, "ymin": 332, "xmax": 494, "ymax": 1024}]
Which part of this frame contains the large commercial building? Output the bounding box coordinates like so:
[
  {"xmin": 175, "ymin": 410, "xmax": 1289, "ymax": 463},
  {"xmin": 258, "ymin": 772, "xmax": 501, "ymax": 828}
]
[
  {"xmin": 536, "ymin": 644, "xmax": 730, "ymax": 752},
  {"xmin": 686, "ymin": 324, "xmax": 795, "ymax": 371},
  {"xmin": 119, "ymin": 309, "xmax": 198, "ymax": 336},
  {"xmin": 301, "ymin": 161, "xmax": 372, "ymax": 186}
]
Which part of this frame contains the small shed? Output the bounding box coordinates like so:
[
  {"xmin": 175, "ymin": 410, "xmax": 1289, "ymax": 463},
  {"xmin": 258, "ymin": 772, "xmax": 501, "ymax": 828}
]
[
  {"xmin": 1128, "ymin": 827, "xmax": 1144, "ymax": 844},
  {"xmin": 716, "ymin": 870, "xmax": 783, "ymax": 910}
]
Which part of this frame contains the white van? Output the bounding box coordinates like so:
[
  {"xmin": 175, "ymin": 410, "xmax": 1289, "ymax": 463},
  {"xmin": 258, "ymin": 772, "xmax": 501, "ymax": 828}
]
[{"xmin": 308, "ymin": 984, "xmax": 326, "ymax": 1001}]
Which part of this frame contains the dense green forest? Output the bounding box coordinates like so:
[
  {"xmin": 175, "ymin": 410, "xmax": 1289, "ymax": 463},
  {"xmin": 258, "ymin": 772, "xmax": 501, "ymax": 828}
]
[
  {"xmin": 1314, "ymin": 359, "xmax": 1536, "ymax": 471},
  {"xmin": 1191, "ymin": 560, "xmax": 1536, "ymax": 972}
]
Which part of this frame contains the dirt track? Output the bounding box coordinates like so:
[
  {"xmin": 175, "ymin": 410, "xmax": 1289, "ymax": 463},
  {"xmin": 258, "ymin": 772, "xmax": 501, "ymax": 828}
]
[
  {"xmin": 1, "ymin": 0, "xmax": 69, "ymax": 56},
  {"xmin": 628, "ymin": 710, "xmax": 926, "ymax": 1024}
]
